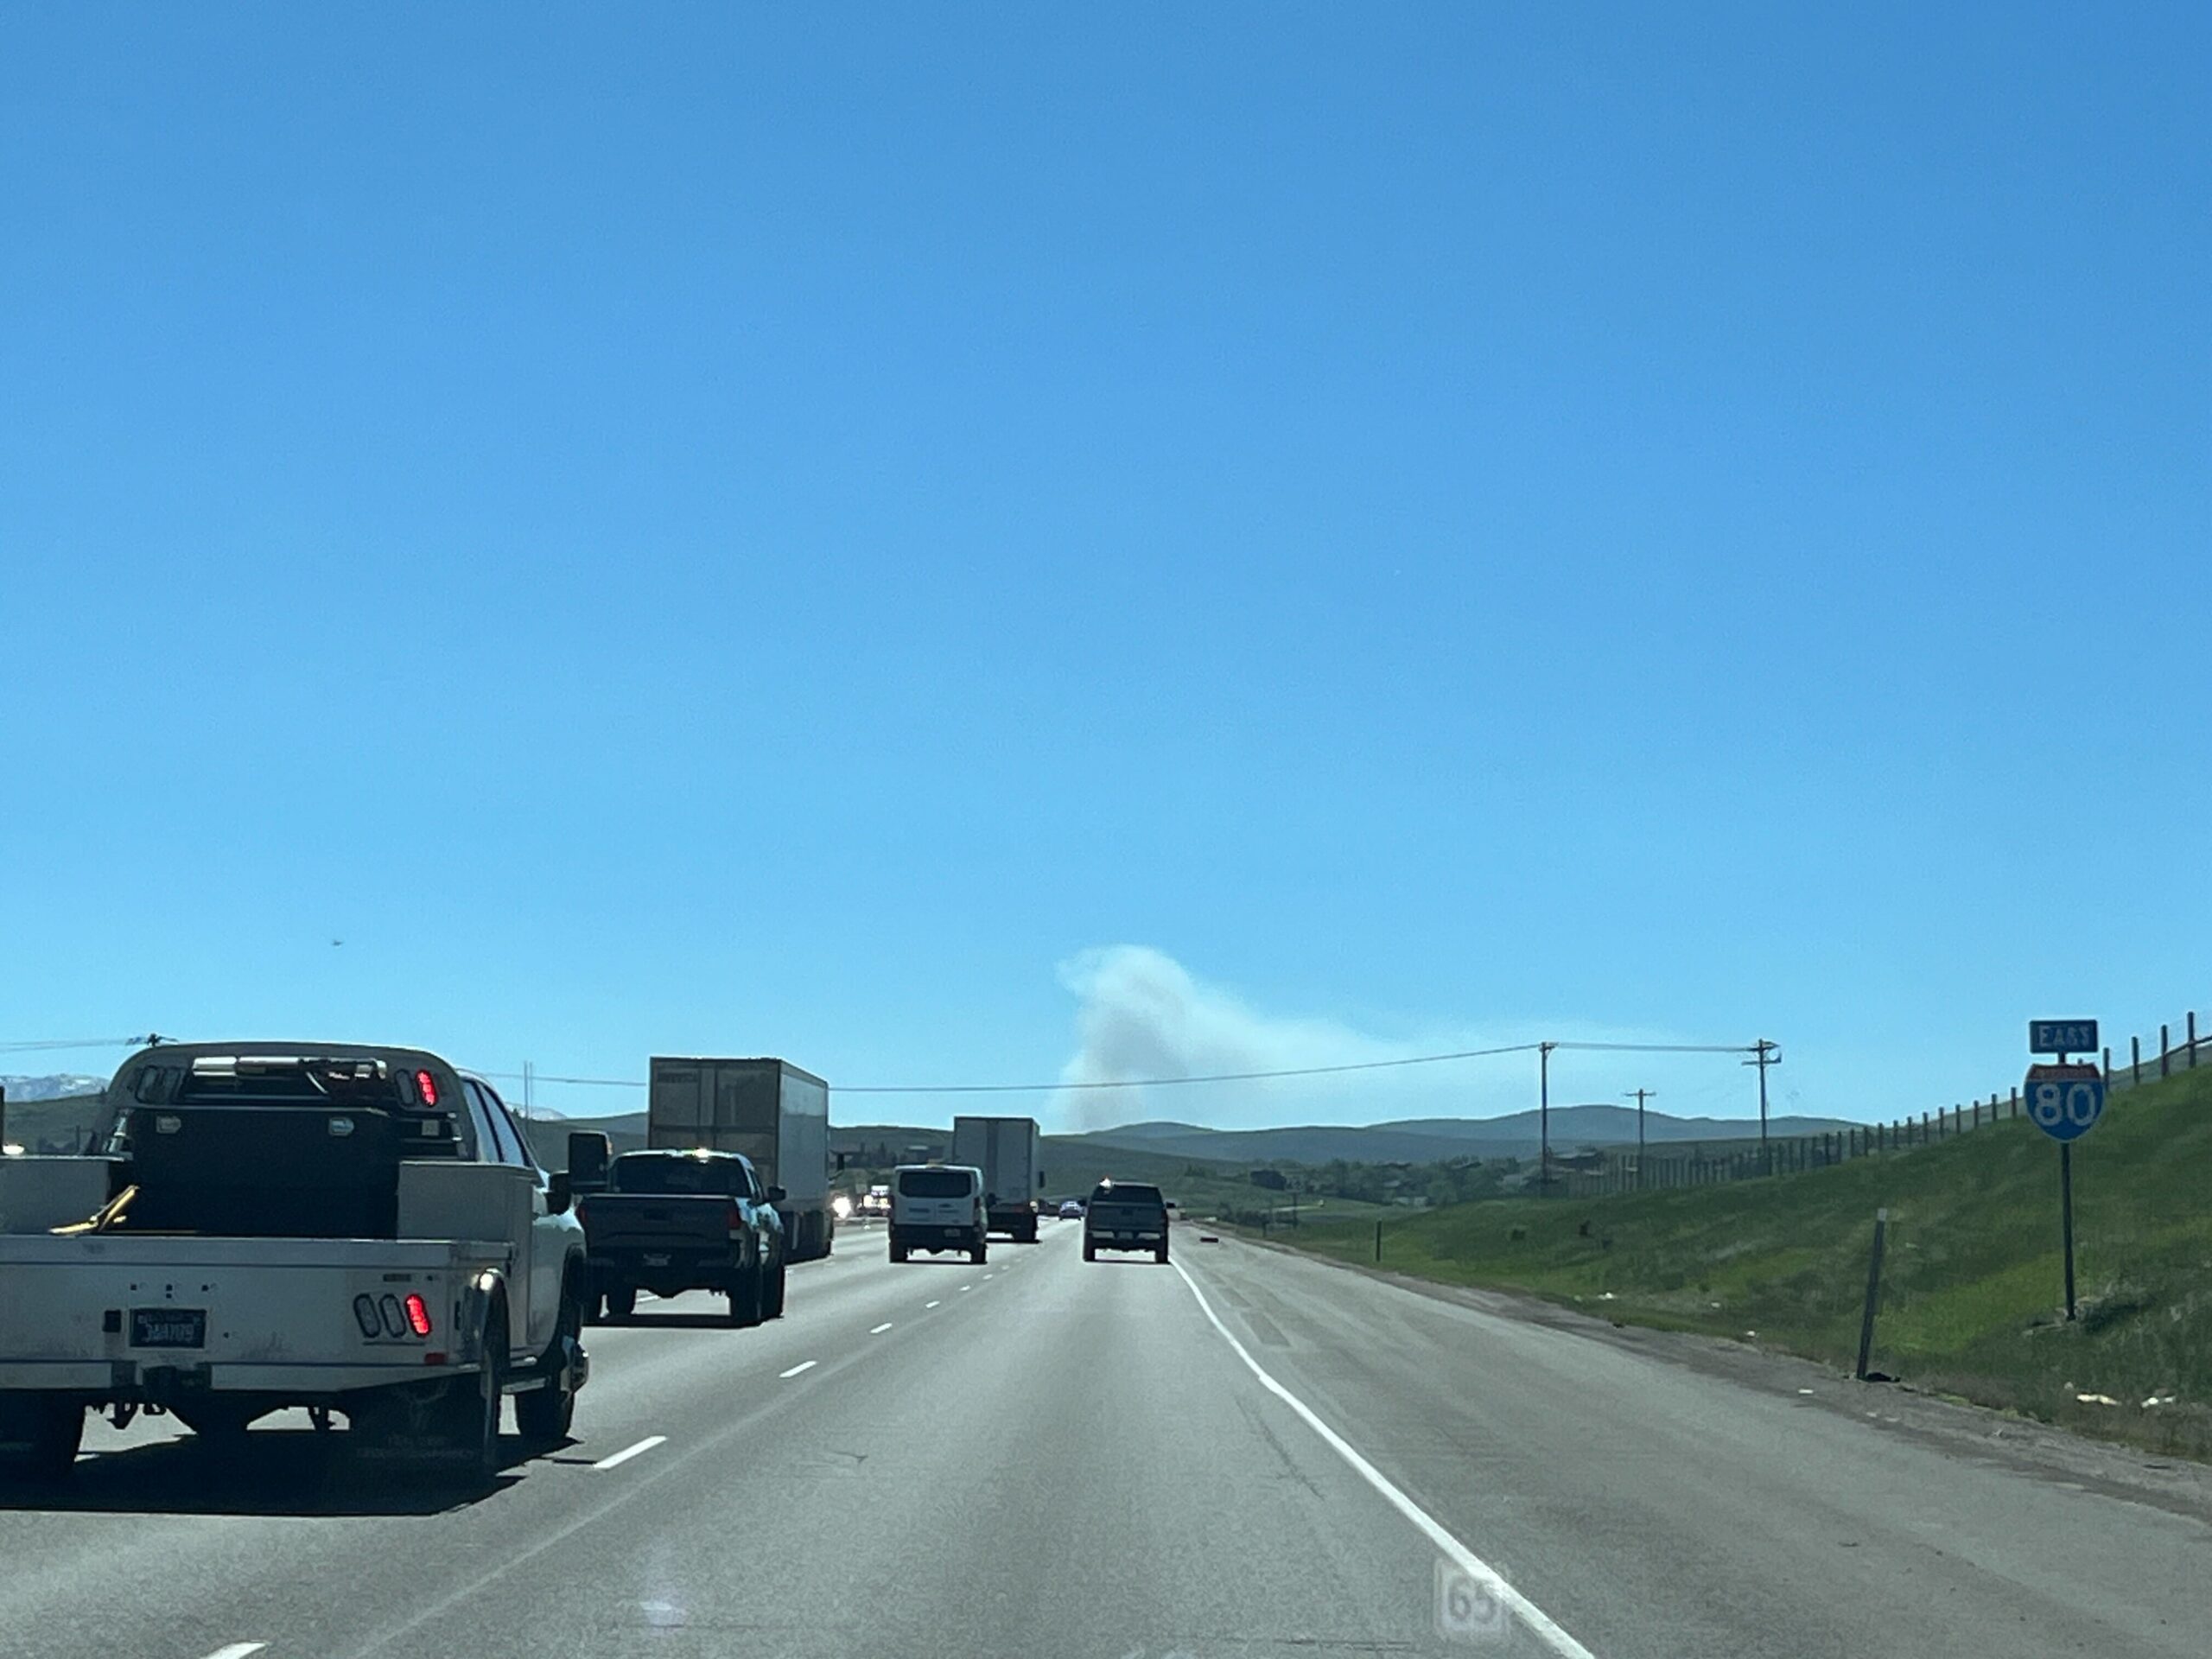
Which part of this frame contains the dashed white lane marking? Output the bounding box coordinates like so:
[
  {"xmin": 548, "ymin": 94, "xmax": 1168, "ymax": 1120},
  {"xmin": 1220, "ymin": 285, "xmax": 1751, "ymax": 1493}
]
[
  {"xmin": 1171, "ymin": 1260, "xmax": 1595, "ymax": 1659},
  {"xmin": 870, "ymin": 1322, "xmax": 893, "ymax": 1333},
  {"xmin": 779, "ymin": 1360, "xmax": 817, "ymax": 1378},
  {"xmin": 957, "ymin": 1284, "xmax": 972, "ymax": 1292},
  {"xmin": 925, "ymin": 1300, "xmax": 941, "ymax": 1308},
  {"xmin": 199, "ymin": 1646, "xmax": 267, "ymax": 1659},
  {"xmin": 593, "ymin": 1435, "xmax": 667, "ymax": 1471}
]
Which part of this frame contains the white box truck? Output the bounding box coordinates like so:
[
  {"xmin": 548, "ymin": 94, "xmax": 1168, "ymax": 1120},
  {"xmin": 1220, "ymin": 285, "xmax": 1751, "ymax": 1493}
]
[
  {"xmin": 950, "ymin": 1116, "xmax": 1044, "ymax": 1243},
  {"xmin": 646, "ymin": 1058, "xmax": 834, "ymax": 1261}
]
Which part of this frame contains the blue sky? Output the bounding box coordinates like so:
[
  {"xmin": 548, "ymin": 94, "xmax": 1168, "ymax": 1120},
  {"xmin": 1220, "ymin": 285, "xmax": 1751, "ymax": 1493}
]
[{"xmin": 3, "ymin": 8, "xmax": 2206, "ymax": 1132}]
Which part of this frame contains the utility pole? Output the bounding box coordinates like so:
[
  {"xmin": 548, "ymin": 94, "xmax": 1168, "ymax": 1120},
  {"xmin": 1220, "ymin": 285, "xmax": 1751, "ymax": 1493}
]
[
  {"xmin": 1627, "ymin": 1088, "xmax": 1655, "ymax": 1189},
  {"xmin": 1538, "ymin": 1041, "xmax": 1557, "ymax": 1197},
  {"xmin": 1745, "ymin": 1039, "xmax": 1780, "ymax": 1173}
]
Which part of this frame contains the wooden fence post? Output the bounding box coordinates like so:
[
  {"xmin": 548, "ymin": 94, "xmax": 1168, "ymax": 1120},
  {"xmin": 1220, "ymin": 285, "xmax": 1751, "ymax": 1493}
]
[
  {"xmin": 2011, "ymin": 1085, "xmax": 2019, "ymax": 1118},
  {"xmin": 2161, "ymin": 1024, "xmax": 2171, "ymax": 1078},
  {"xmin": 1855, "ymin": 1208, "xmax": 1889, "ymax": 1382},
  {"xmin": 2190, "ymin": 1012, "xmax": 2198, "ymax": 1069},
  {"xmin": 2133, "ymin": 1034, "xmax": 2141, "ymax": 1084}
]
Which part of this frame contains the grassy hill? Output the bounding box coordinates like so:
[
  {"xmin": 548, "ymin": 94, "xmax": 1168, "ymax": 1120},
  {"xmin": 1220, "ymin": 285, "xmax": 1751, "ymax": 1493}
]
[
  {"xmin": 1063, "ymin": 1106, "xmax": 1859, "ymax": 1166},
  {"xmin": 1269, "ymin": 1065, "xmax": 2212, "ymax": 1460}
]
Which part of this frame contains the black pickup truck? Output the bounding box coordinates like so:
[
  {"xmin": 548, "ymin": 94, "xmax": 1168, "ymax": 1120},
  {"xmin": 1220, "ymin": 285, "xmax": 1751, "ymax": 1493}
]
[
  {"xmin": 578, "ymin": 1149, "xmax": 787, "ymax": 1326},
  {"xmin": 1083, "ymin": 1179, "xmax": 1171, "ymax": 1263}
]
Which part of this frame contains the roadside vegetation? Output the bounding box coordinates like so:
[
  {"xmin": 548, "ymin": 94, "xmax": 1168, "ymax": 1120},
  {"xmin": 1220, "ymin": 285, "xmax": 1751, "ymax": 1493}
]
[{"xmin": 1259, "ymin": 1066, "xmax": 2212, "ymax": 1461}]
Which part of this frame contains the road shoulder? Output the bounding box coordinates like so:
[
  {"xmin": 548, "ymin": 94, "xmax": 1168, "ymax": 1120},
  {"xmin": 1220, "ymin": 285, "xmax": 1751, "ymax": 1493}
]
[{"xmin": 1212, "ymin": 1228, "xmax": 2212, "ymax": 1529}]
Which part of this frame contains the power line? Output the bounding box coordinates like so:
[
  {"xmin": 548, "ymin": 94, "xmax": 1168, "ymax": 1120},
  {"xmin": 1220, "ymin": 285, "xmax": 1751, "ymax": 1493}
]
[
  {"xmin": 1552, "ymin": 1041, "xmax": 1757, "ymax": 1054},
  {"xmin": 483, "ymin": 1071, "xmax": 645, "ymax": 1090},
  {"xmin": 483, "ymin": 1036, "xmax": 1764, "ymax": 1097},
  {"xmin": 0, "ymin": 1035, "xmax": 156, "ymax": 1055},
  {"xmin": 844, "ymin": 1041, "xmax": 1551, "ymax": 1093}
]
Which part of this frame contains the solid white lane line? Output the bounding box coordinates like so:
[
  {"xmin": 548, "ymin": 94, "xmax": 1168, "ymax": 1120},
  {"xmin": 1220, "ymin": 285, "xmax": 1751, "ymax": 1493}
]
[
  {"xmin": 925, "ymin": 1300, "xmax": 941, "ymax": 1308},
  {"xmin": 1171, "ymin": 1261, "xmax": 1596, "ymax": 1659},
  {"xmin": 870, "ymin": 1321, "xmax": 893, "ymax": 1333},
  {"xmin": 593, "ymin": 1435, "xmax": 667, "ymax": 1471},
  {"xmin": 779, "ymin": 1360, "xmax": 817, "ymax": 1378},
  {"xmin": 199, "ymin": 1646, "xmax": 267, "ymax": 1659}
]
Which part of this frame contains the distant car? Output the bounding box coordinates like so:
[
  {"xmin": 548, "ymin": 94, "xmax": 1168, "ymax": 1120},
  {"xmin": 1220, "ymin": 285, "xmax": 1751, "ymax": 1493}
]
[{"xmin": 1058, "ymin": 1199, "xmax": 1084, "ymax": 1219}]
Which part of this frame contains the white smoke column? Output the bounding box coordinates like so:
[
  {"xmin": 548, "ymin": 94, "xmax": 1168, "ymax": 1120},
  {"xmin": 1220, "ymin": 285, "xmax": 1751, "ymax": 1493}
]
[{"xmin": 1050, "ymin": 945, "xmax": 1404, "ymax": 1131}]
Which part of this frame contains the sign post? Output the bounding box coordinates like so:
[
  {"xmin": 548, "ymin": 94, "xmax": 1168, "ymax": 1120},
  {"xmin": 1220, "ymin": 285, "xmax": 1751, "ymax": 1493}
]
[{"xmin": 2025, "ymin": 1020, "xmax": 2105, "ymax": 1322}]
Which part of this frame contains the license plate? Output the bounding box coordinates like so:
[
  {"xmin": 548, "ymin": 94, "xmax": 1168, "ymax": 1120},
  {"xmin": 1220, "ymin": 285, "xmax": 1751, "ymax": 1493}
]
[
  {"xmin": 642, "ymin": 1253, "xmax": 671, "ymax": 1267},
  {"xmin": 130, "ymin": 1308, "xmax": 207, "ymax": 1349}
]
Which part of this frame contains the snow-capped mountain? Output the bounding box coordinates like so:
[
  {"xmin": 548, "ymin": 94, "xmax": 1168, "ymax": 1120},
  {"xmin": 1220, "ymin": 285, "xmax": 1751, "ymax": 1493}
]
[{"xmin": 0, "ymin": 1073, "xmax": 106, "ymax": 1102}]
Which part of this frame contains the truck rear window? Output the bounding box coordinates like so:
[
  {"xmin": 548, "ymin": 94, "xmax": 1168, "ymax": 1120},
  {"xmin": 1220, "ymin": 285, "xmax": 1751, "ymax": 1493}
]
[
  {"xmin": 612, "ymin": 1156, "xmax": 746, "ymax": 1196},
  {"xmin": 171, "ymin": 1057, "xmax": 405, "ymax": 1106},
  {"xmin": 1093, "ymin": 1183, "xmax": 1163, "ymax": 1206},
  {"xmin": 898, "ymin": 1168, "xmax": 974, "ymax": 1198}
]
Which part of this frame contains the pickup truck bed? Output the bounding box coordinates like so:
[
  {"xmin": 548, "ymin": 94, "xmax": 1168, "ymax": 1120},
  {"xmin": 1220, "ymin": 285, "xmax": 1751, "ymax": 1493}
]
[{"xmin": 0, "ymin": 1233, "xmax": 506, "ymax": 1397}]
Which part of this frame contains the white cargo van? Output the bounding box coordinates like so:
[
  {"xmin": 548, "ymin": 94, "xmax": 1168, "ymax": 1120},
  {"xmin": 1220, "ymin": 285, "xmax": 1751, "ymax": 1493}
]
[{"xmin": 887, "ymin": 1165, "xmax": 986, "ymax": 1264}]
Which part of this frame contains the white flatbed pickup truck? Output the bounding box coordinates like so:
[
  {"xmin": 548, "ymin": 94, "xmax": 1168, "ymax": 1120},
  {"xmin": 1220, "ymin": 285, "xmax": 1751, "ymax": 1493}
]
[{"xmin": 0, "ymin": 1042, "xmax": 591, "ymax": 1484}]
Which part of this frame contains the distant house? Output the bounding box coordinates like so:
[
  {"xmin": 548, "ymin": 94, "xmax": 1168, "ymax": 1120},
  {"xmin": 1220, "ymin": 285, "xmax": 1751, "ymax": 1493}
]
[{"xmin": 1249, "ymin": 1168, "xmax": 1288, "ymax": 1190}]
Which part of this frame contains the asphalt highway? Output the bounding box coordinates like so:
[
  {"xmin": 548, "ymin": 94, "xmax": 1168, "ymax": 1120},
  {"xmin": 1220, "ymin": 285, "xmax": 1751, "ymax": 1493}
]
[{"xmin": 0, "ymin": 1217, "xmax": 2205, "ymax": 1659}]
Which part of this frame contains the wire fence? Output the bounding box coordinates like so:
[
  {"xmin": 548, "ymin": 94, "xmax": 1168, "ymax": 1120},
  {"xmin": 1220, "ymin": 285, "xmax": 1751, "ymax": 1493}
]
[{"xmin": 1541, "ymin": 1006, "xmax": 2208, "ymax": 1198}]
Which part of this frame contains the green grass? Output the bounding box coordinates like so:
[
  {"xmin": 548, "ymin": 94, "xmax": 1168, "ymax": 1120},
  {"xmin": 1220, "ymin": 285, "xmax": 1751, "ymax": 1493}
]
[{"xmin": 1267, "ymin": 1065, "xmax": 2212, "ymax": 1460}]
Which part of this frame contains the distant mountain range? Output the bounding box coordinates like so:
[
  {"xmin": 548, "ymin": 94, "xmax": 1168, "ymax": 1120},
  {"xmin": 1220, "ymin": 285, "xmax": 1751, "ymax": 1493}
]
[
  {"xmin": 1054, "ymin": 1106, "xmax": 1858, "ymax": 1167},
  {"xmin": 0, "ymin": 1081, "xmax": 1852, "ymax": 1172},
  {"xmin": 550, "ymin": 1106, "xmax": 1853, "ymax": 1168},
  {"xmin": 0, "ymin": 1074, "xmax": 105, "ymax": 1103}
]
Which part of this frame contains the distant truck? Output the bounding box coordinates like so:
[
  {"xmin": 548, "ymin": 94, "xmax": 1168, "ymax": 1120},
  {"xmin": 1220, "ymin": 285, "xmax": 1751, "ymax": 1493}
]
[
  {"xmin": 949, "ymin": 1116, "xmax": 1045, "ymax": 1242},
  {"xmin": 647, "ymin": 1058, "xmax": 834, "ymax": 1261}
]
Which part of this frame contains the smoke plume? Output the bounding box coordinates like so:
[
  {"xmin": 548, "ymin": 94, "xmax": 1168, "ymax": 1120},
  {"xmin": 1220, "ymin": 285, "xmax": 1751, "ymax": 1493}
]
[{"xmin": 1049, "ymin": 945, "xmax": 1414, "ymax": 1131}]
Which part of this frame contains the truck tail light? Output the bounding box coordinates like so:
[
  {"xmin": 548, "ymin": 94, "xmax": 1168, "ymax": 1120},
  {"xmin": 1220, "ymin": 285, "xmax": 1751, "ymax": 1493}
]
[
  {"xmin": 403, "ymin": 1293, "xmax": 433, "ymax": 1338},
  {"xmin": 353, "ymin": 1294, "xmax": 381, "ymax": 1338},
  {"xmin": 414, "ymin": 1069, "xmax": 439, "ymax": 1107},
  {"xmin": 726, "ymin": 1202, "xmax": 746, "ymax": 1234}
]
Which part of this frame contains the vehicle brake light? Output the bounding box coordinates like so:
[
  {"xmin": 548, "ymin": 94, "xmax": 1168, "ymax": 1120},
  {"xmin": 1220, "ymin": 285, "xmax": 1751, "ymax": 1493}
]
[
  {"xmin": 403, "ymin": 1293, "xmax": 433, "ymax": 1338},
  {"xmin": 414, "ymin": 1069, "xmax": 438, "ymax": 1106},
  {"xmin": 726, "ymin": 1202, "xmax": 746, "ymax": 1233}
]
